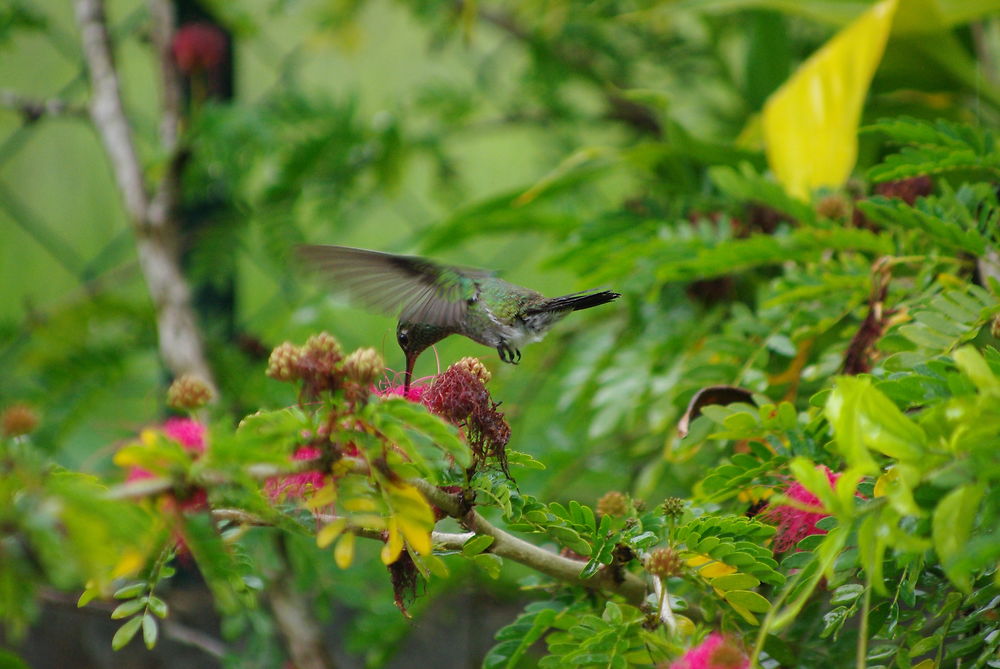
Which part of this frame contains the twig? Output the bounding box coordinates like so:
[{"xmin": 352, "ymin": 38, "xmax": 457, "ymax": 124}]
[{"xmin": 0, "ymin": 89, "xmax": 88, "ymax": 121}]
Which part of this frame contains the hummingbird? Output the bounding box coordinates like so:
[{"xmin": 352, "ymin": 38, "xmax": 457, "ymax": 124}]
[{"xmin": 297, "ymin": 245, "xmax": 621, "ymax": 390}]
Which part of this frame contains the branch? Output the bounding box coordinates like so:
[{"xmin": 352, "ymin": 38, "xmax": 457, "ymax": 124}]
[
  {"xmin": 73, "ymin": 0, "xmax": 149, "ymax": 222},
  {"xmin": 146, "ymin": 0, "xmax": 184, "ymax": 230},
  {"xmin": 113, "ymin": 455, "xmax": 649, "ymax": 605},
  {"xmin": 73, "ymin": 0, "xmax": 215, "ymax": 390},
  {"xmin": 0, "ymin": 89, "xmax": 88, "ymax": 121}
]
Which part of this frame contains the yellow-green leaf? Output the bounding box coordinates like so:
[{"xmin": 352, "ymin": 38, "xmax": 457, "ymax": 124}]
[
  {"xmin": 381, "ymin": 517, "xmax": 404, "ymax": 565},
  {"xmin": 334, "ymin": 532, "xmax": 355, "ymax": 569},
  {"xmin": 724, "ymin": 589, "xmax": 772, "ymax": 613},
  {"xmin": 933, "ymin": 482, "xmax": 985, "ymax": 592},
  {"xmin": 111, "ymin": 616, "xmax": 142, "ymax": 651},
  {"xmin": 316, "ymin": 517, "xmax": 348, "ymax": 549},
  {"xmin": 762, "ymin": 0, "xmax": 898, "ymax": 199},
  {"xmin": 303, "ymin": 483, "xmax": 337, "ymax": 511},
  {"xmin": 953, "ymin": 346, "xmax": 1000, "ymax": 393},
  {"xmin": 710, "ymin": 573, "xmax": 760, "ymax": 592}
]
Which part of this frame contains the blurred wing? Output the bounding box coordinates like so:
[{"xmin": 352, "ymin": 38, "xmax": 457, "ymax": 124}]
[{"xmin": 296, "ymin": 245, "xmax": 490, "ymax": 328}]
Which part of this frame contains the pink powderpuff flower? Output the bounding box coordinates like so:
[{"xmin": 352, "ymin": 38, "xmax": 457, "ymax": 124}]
[
  {"xmin": 765, "ymin": 465, "xmax": 840, "ymax": 553},
  {"xmin": 124, "ymin": 419, "xmax": 210, "ymax": 512},
  {"xmin": 375, "ymin": 383, "xmax": 426, "ymax": 403},
  {"xmin": 126, "ymin": 418, "xmax": 207, "ymax": 482},
  {"xmin": 671, "ymin": 632, "xmax": 749, "ymax": 669},
  {"xmin": 163, "ymin": 417, "xmax": 206, "ymax": 453},
  {"xmin": 267, "ymin": 446, "xmax": 327, "ymax": 501}
]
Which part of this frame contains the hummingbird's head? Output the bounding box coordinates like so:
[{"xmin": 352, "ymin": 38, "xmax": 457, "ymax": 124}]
[{"xmin": 397, "ymin": 321, "xmax": 449, "ymax": 392}]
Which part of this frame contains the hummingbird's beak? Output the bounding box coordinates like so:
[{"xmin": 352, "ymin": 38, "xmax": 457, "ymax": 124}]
[{"xmin": 403, "ymin": 352, "xmax": 417, "ymax": 394}]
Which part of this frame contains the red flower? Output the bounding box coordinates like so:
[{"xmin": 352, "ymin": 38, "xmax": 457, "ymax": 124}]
[{"xmin": 671, "ymin": 632, "xmax": 749, "ymax": 669}]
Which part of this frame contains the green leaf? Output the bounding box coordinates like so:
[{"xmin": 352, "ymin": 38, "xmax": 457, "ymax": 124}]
[
  {"xmin": 826, "ymin": 376, "xmax": 926, "ymax": 470},
  {"xmin": 113, "ymin": 582, "xmax": 147, "ymax": 599},
  {"xmin": 830, "ymin": 583, "xmax": 865, "ymax": 605},
  {"xmin": 111, "ymin": 616, "xmax": 142, "ymax": 651},
  {"xmin": 462, "ymin": 535, "xmax": 495, "ymax": 556},
  {"xmin": 953, "ymin": 346, "xmax": 1000, "ymax": 392},
  {"xmin": 142, "ymin": 614, "xmax": 158, "ymax": 649},
  {"xmin": 724, "ymin": 589, "xmax": 771, "ymax": 612},
  {"xmin": 111, "ymin": 597, "xmax": 147, "ymax": 619},
  {"xmin": 147, "ymin": 595, "xmax": 168, "ymax": 619},
  {"xmin": 710, "ymin": 573, "xmax": 761, "ymax": 591},
  {"xmin": 932, "ymin": 482, "xmax": 985, "ymax": 591},
  {"xmin": 376, "ymin": 399, "xmax": 471, "ymax": 469},
  {"xmin": 472, "ymin": 553, "xmax": 503, "ymax": 579},
  {"xmin": 548, "ymin": 526, "xmax": 592, "ymax": 557}
]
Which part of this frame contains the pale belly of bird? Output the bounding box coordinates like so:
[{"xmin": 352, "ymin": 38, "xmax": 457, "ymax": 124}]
[{"xmin": 460, "ymin": 307, "xmax": 565, "ymax": 350}]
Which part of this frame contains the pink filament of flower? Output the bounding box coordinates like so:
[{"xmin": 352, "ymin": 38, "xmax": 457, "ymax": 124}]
[
  {"xmin": 267, "ymin": 446, "xmax": 326, "ymax": 500},
  {"xmin": 767, "ymin": 465, "xmax": 840, "ymax": 553},
  {"xmin": 671, "ymin": 632, "xmax": 749, "ymax": 669},
  {"xmin": 163, "ymin": 417, "xmax": 206, "ymax": 453}
]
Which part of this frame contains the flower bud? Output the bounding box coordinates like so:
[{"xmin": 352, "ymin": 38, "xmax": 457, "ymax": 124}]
[
  {"xmin": 596, "ymin": 491, "xmax": 629, "ymax": 518},
  {"xmin": 451, "ymin": 357, "xmax": 491, "ymax": 384},
  {"xmin": 661, "ymin": 496, "xmax": 685, "ymax": 518},
  {"xmin": 343, "ymin": 347, "xmax": 385, "ymax": 385},
  {"xmin": 2, "ymin": 404, "xmax": 38, "ymax": 437},
  {"xmin": 167, "ymin": 374, "xmax": 215, "ymax": 410},
  {"xmin": 267, "ymin": 342, "xmax": 303, "ymax": 381},
  {"xmin": 815, "ymin": 193, "xmax": 850, "ymax": 220},
  {"xmin": 304, "ymin": 332, "xmax": 343, "ymax": 358},
  {"xmin": 172, "ymin": 22, "xmax": 227, "ymax": 74},
  {"xmin": 644, "ymin": 547, "xmax": 683, "ymax": 578}
]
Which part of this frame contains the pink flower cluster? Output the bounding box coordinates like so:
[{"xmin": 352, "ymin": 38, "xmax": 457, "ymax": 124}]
[
  {"xmin": 766, "ymin": 465, "xmax": 840, "ymax": 553},
  {"xmin": 671, "ymin": 632, "xmax": 749, "ymax": 669},
  {"xmin": 125, "ymin": 418, "xmax": 208, "ymax": 512},
  {"xmin": 126, "ymin": 418, "xmax": 206, "ymax": 483},
  {"xmin": 266, "ymin": 446, "xmax": 327, "ymax": 501},
  {"xmin": 376, "ymin": 383, "xmax": 426, "ymax": 403}
]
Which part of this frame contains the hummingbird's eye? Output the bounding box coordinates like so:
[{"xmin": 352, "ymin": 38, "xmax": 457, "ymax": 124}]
[{"xmin": 397, "ymin": 331, "xmax": 409, "ymax": 347}]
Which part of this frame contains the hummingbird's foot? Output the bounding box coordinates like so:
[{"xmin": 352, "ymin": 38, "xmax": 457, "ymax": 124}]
[{"xmin": 497, "ymin": 342, "xmax": 521, "ymax": 365}]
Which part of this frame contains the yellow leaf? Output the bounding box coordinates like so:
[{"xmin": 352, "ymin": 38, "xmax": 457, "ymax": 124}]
[
  {"xmin": 334, "ymin": 532, "xmax": 355, "ymax": 569},
  {"xmin": 351, "ymin": 514, "xmax": 388, "ymax": 530},
  {"xmin": 687, "ymin": 554, "xmax": 737, "ymax": 579},
  {"xmin": 762, "ymin": 0, "xmax": 899, "ymax": 199},
  {"xmin": 398, "ymin": 517, "xmax": 432, "ymax": 555},
  {"xmin": 384, "ymin": 483, "xmax": 435, "ymax": 555},
  {"xmin": 342, "ymin": 497, "xmax": 378, "ymax": 512},
  {"xmin": 112, "ymin": 549, "xmax": 146, "ymax": 578},
  {"xmin": 874, "ymin": 468, "xmax": 897, "ymax": 497},
  {"xmin": 316, "ymin": 518, "xmax": 348, "ymax": 549},
  {"xmin": 380, "ymin": 517, "xmax": 404, "ymax": 565},
  {"xmin": 912, "ymin": 660, "xmax": 936, "ymax": 669},
  {"xmin": 112, "ymin": 445, "xmax": 148, "ymax": 469},
  {"xmin": 303, "ymin": 483, "xmax": 337, "ymax": 511}
]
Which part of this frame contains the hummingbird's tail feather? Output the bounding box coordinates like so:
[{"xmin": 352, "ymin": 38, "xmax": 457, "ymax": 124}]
[{"xmin": 527, "ymin": 290, "xmax": 621, "ymax": 314}]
